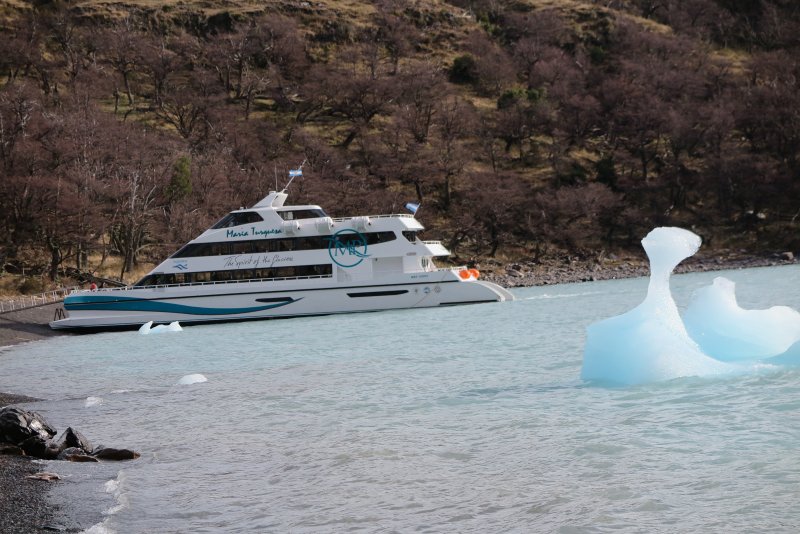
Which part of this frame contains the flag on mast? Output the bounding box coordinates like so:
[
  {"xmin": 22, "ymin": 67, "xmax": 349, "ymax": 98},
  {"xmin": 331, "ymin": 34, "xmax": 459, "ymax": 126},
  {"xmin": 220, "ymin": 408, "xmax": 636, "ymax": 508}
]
[
  {"xmin": 289, "ymin": 168, "xmax": 303, "ymax": 178},
  {"xmin": 405, "ymin": 202, "xmax": 420, "ymax": 215}
]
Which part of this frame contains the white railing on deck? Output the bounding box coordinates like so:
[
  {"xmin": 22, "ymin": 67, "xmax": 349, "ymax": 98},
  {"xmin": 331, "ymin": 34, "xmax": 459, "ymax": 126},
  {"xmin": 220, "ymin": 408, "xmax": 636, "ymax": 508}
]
[
  {"xmin": 0, "ymin": 287, "xmax": 79, "ymax": 314},
  {"xmin": 69, "ymin": 274, "xmax": 334, "ymax": 293},
  {"xmin": 331, "ymin": 214, "xmax": 414, "ymax": 222}
]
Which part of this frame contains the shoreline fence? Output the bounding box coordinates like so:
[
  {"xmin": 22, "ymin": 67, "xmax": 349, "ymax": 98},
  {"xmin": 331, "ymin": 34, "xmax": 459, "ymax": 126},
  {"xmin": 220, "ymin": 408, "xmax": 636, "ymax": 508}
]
[{"xmin": 0, "ymin": 287, "xmax": 77, "ymax": 314}]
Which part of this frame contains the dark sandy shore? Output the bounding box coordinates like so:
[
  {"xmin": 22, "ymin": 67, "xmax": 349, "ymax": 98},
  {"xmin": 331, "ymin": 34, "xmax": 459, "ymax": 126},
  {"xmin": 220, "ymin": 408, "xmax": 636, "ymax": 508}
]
[
  {"xmin": 0, "ymin": 255, "xmax": 796, "ymax": 532},
  {"xmin": 0, "ymin": 303, "xmax": 65, "ymax": 349},
  {"xmin": 1, "ymin": 305, "xmax": 71, "ymax": 533}
]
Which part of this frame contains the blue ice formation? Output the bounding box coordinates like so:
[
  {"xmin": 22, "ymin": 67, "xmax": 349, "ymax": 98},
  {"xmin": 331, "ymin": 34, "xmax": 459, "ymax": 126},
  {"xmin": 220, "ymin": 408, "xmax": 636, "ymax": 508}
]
[
  {"xmin": 139, "ymin": 321, "xmax": 183, "ymax": 335},
  {"xmin": 581, "ymin": 227, "xmax": 800, "ymax": 385},
  {"xmin": 176, "ymin": 373, "xmax": 207, "ymax": 386},
  {"xmin": 683, "ymin": 277, "xmax": 800, "ymax": 361},
  {"xmin": 766, "ymin": 341, "xmax": 800, "ymax": 366},
  {"xmin": 581, "ymin": 228, "xmax": 728, "ymax": 385}
]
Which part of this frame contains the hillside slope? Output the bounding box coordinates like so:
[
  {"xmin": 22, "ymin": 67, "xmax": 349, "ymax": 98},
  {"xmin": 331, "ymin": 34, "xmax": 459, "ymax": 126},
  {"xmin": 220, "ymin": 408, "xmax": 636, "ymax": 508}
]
[{"xmin": 0, "ymin": 0, "xmax": 798, "ymax": 283}]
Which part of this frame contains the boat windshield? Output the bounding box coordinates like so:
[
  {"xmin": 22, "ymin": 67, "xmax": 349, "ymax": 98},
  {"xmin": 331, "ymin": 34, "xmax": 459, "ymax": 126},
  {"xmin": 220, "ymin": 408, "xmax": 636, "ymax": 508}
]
[
  {"xmin": 277, "ymin": 209, "xmax": 327, "ymax": 220},
  {"xmin": 211, "ymin": 211, "xmax": 264, "ymax": 229},
  {"xmin": 403, "ymin": 230, "xmax": 420, "ymax": 243}
]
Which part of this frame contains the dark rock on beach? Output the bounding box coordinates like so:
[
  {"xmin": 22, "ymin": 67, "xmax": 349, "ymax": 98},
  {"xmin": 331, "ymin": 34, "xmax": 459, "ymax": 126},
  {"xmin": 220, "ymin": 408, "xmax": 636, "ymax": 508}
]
[
  {"xmin": 60, "ymin": 427, "xmax": 92, "ymax": 455},
  {"xmin": 0, "ymin": 395, "xmax": 59, "ymax": 532},
  {"xmin": 0, "ymin": 407, "xmax": 57, "ymax": 446},
  {"xmin": 0, "ymin": 442, "xmax": 24, "ymax": 456},
  {"xmin": 92, "ymin": 446, "xmax": 141, "ymax": 461},
  {"xmin": 0, "ymin": 401, "xmax": 140, "ymax": 532},
  {"xmin": 58, "ymin": 447, "xmax": 99, "ymax": 463},
  {"xmin": 0, "ymin": 407, "xmax": 139, "ymax": 462}
]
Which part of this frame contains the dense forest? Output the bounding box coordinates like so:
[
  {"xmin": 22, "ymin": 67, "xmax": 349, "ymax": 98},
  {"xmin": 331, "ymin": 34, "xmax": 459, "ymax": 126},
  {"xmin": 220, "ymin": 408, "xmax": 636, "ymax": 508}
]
[{"xmin": 0, "ymin": 0, "xmax": 798, "ymax": 285}]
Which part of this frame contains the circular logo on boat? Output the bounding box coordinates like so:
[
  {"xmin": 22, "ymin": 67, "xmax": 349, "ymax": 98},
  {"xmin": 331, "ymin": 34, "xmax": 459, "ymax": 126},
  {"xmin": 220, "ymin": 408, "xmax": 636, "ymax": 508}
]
[{"xmin": 327, "ymin": 229, "xmax": 370, "ymax": 268}]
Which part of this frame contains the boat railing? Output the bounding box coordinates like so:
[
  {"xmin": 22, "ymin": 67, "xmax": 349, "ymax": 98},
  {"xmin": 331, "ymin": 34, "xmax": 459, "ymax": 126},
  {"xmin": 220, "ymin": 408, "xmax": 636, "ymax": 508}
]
[
  {"xmin": 422, "ymin": 240, "xmax": 443, "ymax": 246},
  {"xmin": 331, "ymin": 213, "xmax": 415, "ymax": 222},
  {"xmin": 0, "ymin": 286, "xmax": 79, "ymax": 314},
  {"xmin": 68, "ymin": 274, "xmax": 334, "ymax": 293}
]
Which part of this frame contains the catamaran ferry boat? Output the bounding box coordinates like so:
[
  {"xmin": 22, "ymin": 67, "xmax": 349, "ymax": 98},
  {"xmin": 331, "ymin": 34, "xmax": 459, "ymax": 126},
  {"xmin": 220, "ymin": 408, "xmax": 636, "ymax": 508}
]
[{"xmin": 50, "ymin": 185, "xmax": 514, "ymax": 331}]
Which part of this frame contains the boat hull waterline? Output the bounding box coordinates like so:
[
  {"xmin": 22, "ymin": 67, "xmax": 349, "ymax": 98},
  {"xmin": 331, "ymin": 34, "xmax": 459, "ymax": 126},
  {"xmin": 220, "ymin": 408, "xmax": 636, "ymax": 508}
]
[{"xmin": 51, "ymin": 278, "xmax": 513, "ymax": 330}]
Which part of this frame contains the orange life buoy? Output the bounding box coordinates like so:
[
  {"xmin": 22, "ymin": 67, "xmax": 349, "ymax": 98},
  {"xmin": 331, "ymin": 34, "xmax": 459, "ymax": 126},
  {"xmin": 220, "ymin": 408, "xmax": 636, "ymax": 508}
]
[
  {"xmin": 458, "ymin": 269, "xmax": 471, "ymax": 280},
  {"xmin": 469, "ymin": 269, "xmax": 480, "ymax": 279}
]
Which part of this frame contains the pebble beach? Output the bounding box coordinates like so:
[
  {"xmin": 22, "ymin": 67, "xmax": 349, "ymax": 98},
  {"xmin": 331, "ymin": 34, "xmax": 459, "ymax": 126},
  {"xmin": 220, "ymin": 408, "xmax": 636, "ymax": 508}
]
[{"xmin": 0, "ymin": 304, "xmax": 66, "ymax": 533}]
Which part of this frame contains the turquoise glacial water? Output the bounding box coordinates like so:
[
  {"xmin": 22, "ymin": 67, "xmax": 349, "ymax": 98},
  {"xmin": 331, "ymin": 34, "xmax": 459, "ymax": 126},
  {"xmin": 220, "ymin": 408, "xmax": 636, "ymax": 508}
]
[{"xmin": 1, "ymin": 265, "xmax": 799, "ymax": 532}]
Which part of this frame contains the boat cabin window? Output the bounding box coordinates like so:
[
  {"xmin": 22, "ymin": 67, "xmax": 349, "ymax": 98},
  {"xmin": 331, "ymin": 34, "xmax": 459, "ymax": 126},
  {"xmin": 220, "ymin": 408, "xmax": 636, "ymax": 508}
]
[
  {"xmin": 134, "ymin": 264, "xmax": 333, "ymax": 287},
  {"xmin": 170, "ymin": 231, "xmax": 396, "ymax": 258},
  {"xmin": 211, "ymin": 211, "xmax": 264, "ymax": 229},
  {"xmin": 277, "ymin": 209, "xmax": 327, "ymax": 221},
  {"xmin": 403, "ymin": 231, "xmax": 419, "ymax": 243},
  {"xmin": 134, "ymin": 273, "xmax": 175, "ymax": 286}
]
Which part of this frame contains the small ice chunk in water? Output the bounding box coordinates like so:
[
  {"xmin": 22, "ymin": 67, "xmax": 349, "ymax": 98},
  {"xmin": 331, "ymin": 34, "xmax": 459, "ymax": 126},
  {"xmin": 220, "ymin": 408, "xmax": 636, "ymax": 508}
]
[
  {"xmin": 581, "ymin": 228, "xmax": 728, "ymax": 385},
  {"xmin": 85, "ymin": 396, "xmax": 103, "ymax": 407},
  {"xmin": 151, "ymin": 321, "xmax": 182, "ymax": 333},
  {"xmin": 684, "ymin": 277, "xmax": 800, "ymax": 361},
  {"xmin": 139, "ymin": 321, "xmax": 182, "ymax": 335},
  {"xmin": 138, "ymin": 321, "xmax": 153, "ymax": 335},
  {"xmin": 177, "ymin": 374, "xmax": 207, "ymax": 385}
]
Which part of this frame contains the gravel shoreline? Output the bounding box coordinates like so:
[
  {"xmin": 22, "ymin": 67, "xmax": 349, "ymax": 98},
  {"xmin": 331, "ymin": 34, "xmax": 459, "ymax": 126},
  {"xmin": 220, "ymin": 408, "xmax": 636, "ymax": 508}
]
[
  {"xmin": 0, "ymin": 254, "xmax": 796, "ymax": 532},
  {"xmin": 1, "ymin": 305, "xmax": 70, "ymax": 534},
  {"xmin": 0, "ymin": 391, "xmax": 64, "ymax": 533},
  {"xmin": 476, "ymin": 252, "xmax": 797, "ymax": 288}
]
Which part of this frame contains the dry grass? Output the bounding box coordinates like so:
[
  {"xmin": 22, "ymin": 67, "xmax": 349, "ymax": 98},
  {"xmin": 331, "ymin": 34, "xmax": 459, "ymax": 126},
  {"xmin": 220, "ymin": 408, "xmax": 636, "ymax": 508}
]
[{"xmin": 0, "ymin": 250, "xmax": 157, "ymax": 298}]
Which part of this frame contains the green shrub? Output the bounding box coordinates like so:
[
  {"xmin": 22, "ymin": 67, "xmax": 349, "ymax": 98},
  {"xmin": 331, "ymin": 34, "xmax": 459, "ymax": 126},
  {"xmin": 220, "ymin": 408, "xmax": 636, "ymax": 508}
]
[
  {"xmin": 449, "ymin": 54, "xmax": 478, "ymax": 85},
  {"xmin": 167, "ymin": 156, "xmax": 192, "ymax": 203}
]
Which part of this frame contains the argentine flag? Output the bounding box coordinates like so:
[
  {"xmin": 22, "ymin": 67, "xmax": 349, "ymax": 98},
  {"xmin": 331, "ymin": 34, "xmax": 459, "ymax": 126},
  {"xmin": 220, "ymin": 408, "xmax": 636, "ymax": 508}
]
[
  {"xmin": 405, "ymin": 202, "xmax": 420, "ymax": 215},
  {"xmin": 289, "ymin": 169, "xmax": 303, "ymax": 178}
]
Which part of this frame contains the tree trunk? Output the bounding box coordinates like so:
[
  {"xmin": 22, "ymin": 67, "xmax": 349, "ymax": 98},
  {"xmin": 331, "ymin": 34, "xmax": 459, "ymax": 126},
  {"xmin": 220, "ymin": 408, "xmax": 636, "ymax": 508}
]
[
  {"xmin": 123, "ymin": 72, "xmax": 134, "ymax": 105},
  {"xmin": 442, "ymin": 174, "xmax": 452, "ymax": 211},
  {"xmin": 48, "ymin": 241, "xmax": 61, "ymax": 281}
]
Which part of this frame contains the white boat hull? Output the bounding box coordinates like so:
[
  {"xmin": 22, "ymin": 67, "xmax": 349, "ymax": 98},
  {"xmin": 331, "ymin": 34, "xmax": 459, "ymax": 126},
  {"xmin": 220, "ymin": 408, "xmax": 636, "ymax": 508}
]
[{"xmin": 50, "ymin": 277, "xmax": 513, "ymax": 331}]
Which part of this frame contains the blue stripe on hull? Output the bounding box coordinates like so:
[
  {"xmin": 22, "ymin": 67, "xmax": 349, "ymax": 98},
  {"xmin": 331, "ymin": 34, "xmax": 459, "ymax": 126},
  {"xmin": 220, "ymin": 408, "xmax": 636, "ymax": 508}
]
[{"xmin": 65, "ymin": 295, "xmax": 299, "ymax": 316}]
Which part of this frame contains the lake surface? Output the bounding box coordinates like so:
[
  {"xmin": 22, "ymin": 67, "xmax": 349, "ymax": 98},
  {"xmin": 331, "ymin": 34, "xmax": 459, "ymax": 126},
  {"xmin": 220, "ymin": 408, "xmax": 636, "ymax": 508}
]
[{"xmin": 2, "ymin": 265, "xmax": 799, "ymax": 533}]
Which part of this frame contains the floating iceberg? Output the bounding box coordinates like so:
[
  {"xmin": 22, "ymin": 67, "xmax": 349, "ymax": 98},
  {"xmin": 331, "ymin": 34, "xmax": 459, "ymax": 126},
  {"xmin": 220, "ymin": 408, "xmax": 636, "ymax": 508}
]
[
  {"xmin": 85, "ymin": 396, "xmax": 103, "ymax": 407},
  {"xmin": 176, "ymin": 374, "xmax": 207, "ymax": 386},
  {"xmin": 683, "ymin": 277, "xmax": 800, "ymax": 361},
  {"xmin": 581, "ymin": 228, "xmax": 729, "ymax": 385},
  {"xmin": 582, "ymin": 227, "xmax": 800, "ymax": 385},
  {"xmin": 139, "ymin": 321, "xmax": 183, "ymax": 335}
]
